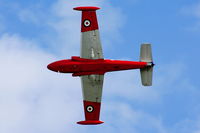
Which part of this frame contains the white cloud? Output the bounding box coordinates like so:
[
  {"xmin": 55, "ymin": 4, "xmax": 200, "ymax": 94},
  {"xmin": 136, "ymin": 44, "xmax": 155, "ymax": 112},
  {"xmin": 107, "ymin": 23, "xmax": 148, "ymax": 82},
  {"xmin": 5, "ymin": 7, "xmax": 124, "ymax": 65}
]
[
  {"xmin": 104, "ymin": 70, "xmax": 159, "ymax": 103},
  {"xmin": 103, "ymin": 62, "xmax": 188, "ymax": 104},
  {"xmin": 182, "ymin": 2, "xmax": 200, "ymax": 18},
  {"xmin": 6, "ymin": 0, "xmax": 125, "ymax": 57},
  {"xmin": 48, "ymin": 0, "xmax": 125, "ymax": 56},
  {"xmin": 94, "ymin": 101, "xmax": 167, "ymax": 133},
  {"xmin": 0, "ymin": 34, "xmax": 83, "ymax": 133},
  {"xmin": 168, "ymin": 116, "xmax": 200, "ymax": 133}
]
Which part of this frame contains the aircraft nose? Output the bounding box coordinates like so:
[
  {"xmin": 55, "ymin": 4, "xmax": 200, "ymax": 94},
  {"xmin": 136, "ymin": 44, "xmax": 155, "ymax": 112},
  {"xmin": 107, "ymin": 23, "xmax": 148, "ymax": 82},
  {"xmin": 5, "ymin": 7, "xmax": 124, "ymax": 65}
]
[{"xmin": 47, "ymin": 63, "xmax": 58, "ymax": 72}]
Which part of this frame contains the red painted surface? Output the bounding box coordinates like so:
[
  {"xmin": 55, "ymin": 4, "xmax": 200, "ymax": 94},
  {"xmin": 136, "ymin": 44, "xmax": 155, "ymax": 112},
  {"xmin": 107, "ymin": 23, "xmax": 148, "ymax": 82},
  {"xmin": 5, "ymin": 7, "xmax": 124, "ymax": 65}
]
[
  {"xmin": 72, "ymin": 71, "xmax": 105, "ymax": 77},
  {"xmin": 47, "ymin": 56, "xmax": 148, "ymax": 76},
  {"xmin": 74, "ymin": 6, "xmax": 99, "ymax": 32},
  {"xmin": 85, "ymin": 101, "xmax": 100, "ymax": 120},
  {"xmin": 71, "ymin": 56, "xmax": 103, "ymax": 62},
  {"xmin": 77, "ymin": 120, "xmax": 104, "ymax": 125},
  {"xmin": 73, "ymin": 6, "xmax": 100, "ymax": 11},
  {"xmin": 77, "ymin": 101, "xmax": 103, "ymax": 125},
  {"xmin": 81, "ymin": 11, "xmax": 99, "ymax": 32}
]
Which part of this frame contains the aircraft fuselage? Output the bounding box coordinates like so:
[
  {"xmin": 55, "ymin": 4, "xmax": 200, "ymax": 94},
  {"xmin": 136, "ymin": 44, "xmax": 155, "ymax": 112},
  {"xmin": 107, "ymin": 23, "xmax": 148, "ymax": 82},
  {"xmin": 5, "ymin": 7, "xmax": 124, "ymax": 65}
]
[{"xmin": 47, "ymin": 56, "xmax": 147, "ymax": 76}]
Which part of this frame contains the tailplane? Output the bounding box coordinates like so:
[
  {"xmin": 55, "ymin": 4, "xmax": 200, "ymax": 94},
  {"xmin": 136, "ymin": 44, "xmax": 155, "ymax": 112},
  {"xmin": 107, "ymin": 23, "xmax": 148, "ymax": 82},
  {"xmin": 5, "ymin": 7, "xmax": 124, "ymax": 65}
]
[{"xmin": 140, "ymin": 44, "xmax": 154, "ymax": 86}]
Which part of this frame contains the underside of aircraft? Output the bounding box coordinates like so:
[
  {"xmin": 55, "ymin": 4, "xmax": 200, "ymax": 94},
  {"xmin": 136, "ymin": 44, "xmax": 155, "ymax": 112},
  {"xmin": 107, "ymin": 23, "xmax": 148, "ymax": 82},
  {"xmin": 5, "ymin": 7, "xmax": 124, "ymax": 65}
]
[{"xmin": 47, "ymin": 6, "xmax": 154, "ymax": 125}]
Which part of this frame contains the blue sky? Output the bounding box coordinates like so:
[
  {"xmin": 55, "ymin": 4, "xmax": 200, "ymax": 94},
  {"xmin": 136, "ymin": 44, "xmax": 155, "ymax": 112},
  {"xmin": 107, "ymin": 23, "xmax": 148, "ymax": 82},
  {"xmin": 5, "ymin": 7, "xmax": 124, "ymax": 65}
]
[{"xmin": 1, "ymin": 0, "xmax": 200, "ymax": 133}]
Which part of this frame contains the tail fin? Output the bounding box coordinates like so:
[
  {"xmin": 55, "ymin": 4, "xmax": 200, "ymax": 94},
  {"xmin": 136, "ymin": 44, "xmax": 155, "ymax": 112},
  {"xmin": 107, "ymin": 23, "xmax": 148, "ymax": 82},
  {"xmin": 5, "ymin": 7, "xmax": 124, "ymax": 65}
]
[{"xmin": 140, "ymin": 44, "xmax": 154, "ymax": 86}]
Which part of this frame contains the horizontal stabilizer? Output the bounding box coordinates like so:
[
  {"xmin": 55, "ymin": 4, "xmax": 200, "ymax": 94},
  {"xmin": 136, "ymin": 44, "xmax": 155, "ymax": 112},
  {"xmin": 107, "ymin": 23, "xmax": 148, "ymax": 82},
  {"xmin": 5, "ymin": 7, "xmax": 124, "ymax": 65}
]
[
  {"xmin": 140, "ymin": 43, "xmax": 152, "ymax": 62},
  {"xmin": 140, "ymin": 67, "xmax": 153, "ymax": 86},
  {"xmin": 140, "ymin": 43, "xmax": 153, "ymax": 86},
  {"xmin": 77, "ymin": 120, "xmax": 104, "ymax": 125}
]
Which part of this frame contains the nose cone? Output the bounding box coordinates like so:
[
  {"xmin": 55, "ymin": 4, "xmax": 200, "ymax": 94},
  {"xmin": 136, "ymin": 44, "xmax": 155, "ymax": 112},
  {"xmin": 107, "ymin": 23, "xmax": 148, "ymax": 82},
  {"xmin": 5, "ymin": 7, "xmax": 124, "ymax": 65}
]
[{"xmin": 47, "ymin": 62, "xmax": 58, "ymax": 72}]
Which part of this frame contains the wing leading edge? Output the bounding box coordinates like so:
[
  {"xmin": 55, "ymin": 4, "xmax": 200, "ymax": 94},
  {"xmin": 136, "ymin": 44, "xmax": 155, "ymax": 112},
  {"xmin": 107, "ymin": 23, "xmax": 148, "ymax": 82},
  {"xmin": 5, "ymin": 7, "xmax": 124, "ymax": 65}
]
[{"xmin": 74, "ymin": 7, "xmax": 104, "ymax": 125}]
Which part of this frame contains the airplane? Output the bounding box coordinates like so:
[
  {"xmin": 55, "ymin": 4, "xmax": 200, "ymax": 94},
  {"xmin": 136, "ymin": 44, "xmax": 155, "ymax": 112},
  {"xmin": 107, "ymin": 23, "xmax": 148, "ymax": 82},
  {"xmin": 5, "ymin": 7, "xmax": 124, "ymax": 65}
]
[{"xmin": 47, "ymin": 6, "xmax": 154, "ymax": 125}]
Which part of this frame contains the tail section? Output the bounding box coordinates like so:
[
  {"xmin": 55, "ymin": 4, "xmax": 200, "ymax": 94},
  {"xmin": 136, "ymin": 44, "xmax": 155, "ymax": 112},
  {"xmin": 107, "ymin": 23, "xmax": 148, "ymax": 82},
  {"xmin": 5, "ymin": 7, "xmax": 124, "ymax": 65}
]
[{"xmin": 140, "ymin": 44, "xmax": 154, "ymax": 86}]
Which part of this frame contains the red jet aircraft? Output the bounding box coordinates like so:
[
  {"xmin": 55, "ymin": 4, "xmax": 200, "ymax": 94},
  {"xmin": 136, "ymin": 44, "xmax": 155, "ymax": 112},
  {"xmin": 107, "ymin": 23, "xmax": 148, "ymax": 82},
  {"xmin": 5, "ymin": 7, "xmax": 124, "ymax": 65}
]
[{"xmin": 47, "ymin": 6, "xmax": 154, "ymax": 125}]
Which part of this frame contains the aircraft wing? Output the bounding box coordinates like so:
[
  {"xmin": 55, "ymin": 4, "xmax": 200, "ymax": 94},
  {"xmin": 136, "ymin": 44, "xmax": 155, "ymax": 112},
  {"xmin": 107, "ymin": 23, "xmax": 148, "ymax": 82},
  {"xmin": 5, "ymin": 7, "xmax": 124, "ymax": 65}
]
[
  {"xmin": 79, "ymin": 75, "xmax": 104, "ymax": 125},
  {"xmin": 74, "ymin": 6, "xmax": 104, "ymax": 125},
  {"xmin": 74, "ymin": 6, "xmax": 103, "ymax": 59}
]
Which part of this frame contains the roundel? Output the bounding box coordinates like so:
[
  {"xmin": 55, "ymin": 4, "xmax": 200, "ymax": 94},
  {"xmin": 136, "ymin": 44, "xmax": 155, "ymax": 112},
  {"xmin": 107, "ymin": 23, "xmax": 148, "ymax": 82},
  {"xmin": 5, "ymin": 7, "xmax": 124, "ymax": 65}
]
[
  {"xmin": 83, "ymin": 19, "xmax": 91, "ymax": 27},
  {"xmin": 86, "ymin": 105, "xmax": 94, "ymax": 113}
]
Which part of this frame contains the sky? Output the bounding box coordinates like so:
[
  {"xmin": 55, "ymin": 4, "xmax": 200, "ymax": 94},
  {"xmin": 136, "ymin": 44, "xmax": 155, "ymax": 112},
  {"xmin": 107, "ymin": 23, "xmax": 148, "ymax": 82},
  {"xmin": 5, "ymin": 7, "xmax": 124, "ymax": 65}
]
[{"xmin": 0, "ymin": 0, "xmax": 200, "ymax": 133}]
